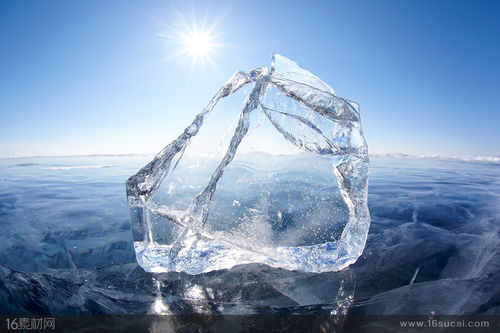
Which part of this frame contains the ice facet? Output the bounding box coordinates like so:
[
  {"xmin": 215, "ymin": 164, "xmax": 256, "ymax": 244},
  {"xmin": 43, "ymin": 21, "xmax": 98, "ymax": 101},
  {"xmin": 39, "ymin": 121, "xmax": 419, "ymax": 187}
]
[{"xmin": 126, "ymin": 54, "xmax": 370, "ymax": 274}]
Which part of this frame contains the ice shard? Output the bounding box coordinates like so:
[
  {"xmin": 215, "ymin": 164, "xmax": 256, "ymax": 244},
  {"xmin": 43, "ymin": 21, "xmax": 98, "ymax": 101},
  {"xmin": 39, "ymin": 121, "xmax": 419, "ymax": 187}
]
[{"xmin": 126, "ymin": 54, "xmax": 370, "ymax": 274}]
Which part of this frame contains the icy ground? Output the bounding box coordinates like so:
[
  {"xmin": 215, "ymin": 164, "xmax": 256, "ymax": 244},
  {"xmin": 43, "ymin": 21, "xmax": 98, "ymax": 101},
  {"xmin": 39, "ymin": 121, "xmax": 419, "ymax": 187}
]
[{"xmin": 0, "ymin": 155, "xmax": 498, "ymax": 318}]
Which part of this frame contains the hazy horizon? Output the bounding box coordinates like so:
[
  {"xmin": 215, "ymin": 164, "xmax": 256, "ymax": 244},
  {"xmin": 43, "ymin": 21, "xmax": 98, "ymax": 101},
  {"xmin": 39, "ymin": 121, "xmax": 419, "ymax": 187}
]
[{"xmin": 1, "ymin": 151, "xmax": 499, "ymax": 161}]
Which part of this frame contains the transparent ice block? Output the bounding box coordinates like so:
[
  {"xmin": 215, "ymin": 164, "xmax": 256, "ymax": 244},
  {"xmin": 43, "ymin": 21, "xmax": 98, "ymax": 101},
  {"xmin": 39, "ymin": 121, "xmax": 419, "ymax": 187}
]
[{"xmin": 126, "ymin": 54, "xmax": 370, "ymax": 274}]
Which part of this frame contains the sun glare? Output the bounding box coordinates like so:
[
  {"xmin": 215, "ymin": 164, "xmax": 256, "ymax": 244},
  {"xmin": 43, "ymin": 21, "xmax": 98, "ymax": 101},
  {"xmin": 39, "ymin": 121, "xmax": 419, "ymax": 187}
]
[
  {"xmin": 184, "ymin": 31, "xmax": 212, "ymax": 57},
  {"xmin": 156, "ymin": 12, "xmax": 230, "ymax": 79},
  {"xmin": 158, "ymin": 24, "xmax": 220, "ymax": 73}
]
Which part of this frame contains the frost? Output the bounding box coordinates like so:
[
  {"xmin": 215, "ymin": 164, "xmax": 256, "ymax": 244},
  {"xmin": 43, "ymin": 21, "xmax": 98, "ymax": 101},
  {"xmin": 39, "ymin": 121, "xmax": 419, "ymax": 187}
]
[{"xmin": 126, "ymin": 54, "xmax": 370, "ymax": 274}]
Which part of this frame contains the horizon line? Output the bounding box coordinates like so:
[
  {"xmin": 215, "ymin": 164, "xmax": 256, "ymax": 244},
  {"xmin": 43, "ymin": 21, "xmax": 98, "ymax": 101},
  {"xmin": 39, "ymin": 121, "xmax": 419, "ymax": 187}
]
[{"xmin": 0, "ymin": 152, "xmax": 498, "ymax": 163}]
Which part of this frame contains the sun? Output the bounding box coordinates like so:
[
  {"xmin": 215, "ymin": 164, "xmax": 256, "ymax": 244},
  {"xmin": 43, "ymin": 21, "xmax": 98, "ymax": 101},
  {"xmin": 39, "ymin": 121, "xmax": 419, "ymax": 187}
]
[
  {"xmin": 156, "ymin": 13, "xmax": 229, "ymax": 78},
  {"xmin": 158, "ymin": 25, "xmax": 220, "ymax": 72},
  {"xmin": 183, "ymin": 31, "xmax": 213, "ymax": 58}
]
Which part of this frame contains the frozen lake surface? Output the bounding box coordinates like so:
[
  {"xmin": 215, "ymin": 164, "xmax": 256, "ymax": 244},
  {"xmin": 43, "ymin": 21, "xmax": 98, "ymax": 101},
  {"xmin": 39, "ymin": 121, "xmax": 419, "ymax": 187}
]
[{"xmin": 0, "ymin": 155, "xmax": 498, "ymax": 318}]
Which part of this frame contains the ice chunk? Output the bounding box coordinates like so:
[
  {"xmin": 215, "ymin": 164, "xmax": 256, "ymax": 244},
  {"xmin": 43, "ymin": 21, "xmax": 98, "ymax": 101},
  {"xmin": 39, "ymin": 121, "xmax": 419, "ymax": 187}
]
[{"xmin": 126, "ymin": 54, "xmax": 370, "ymax": 274}]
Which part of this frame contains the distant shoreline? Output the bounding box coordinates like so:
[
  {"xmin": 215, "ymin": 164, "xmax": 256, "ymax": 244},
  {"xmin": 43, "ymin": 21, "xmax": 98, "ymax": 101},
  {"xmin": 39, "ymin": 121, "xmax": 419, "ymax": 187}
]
[
  {"xmin": 369, "ymin": 153, "xmax": 500, "ymax": 163},
  {"xmin": 0, "ymin": 153, "xmax": 155, "ymax": 159},
  {"xmin": 1, "ymin": 152, "xmax": 498, "ymax": 163}
]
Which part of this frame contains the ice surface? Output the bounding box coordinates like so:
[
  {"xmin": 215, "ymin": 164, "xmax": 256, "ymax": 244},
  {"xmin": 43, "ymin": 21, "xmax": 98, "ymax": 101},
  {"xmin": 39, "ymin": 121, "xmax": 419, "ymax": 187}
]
[
  {"xmin": 1, "ymin": 155, "xmax": 499, "ymax": 319},
  {"xmin": 126, "ymin": 54, "xmax": 370, "ymax": 274}
]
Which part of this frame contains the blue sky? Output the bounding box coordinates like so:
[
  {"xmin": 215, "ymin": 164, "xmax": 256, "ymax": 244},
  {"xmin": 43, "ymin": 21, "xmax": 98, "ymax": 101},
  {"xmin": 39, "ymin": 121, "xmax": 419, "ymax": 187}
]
[{"xmin": 0, "ymin": 0, "xmax": 499, "ymax": 158}]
